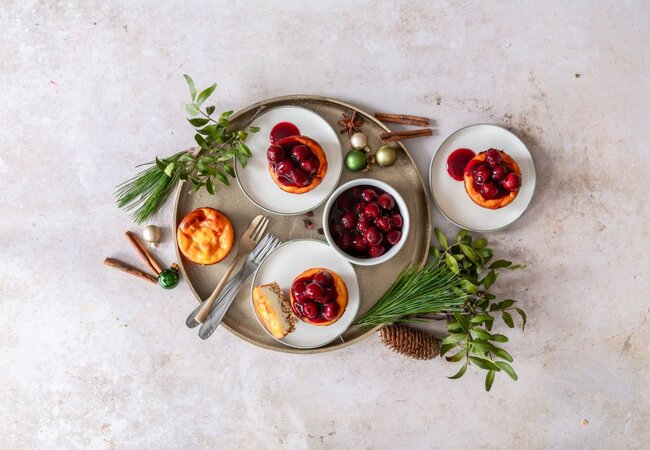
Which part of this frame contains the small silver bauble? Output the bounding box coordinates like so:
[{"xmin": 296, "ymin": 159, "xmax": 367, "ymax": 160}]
[
  {"xmin": 142, "ymin": 224, "xmax": 161, "ymax": 248},
  {"xmin": 350, "ymin": 132, "xmax": 368, "ymax": 150}
]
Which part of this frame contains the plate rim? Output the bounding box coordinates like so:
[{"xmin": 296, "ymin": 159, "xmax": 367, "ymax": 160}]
[
  {"xmin": 233, "ymin": 104, "xmax": 344, "ymax": 216},
  {"xmin": 428, "ymin": 123, "xmax": 537, "ymax": 232},
  {"xmin": 249, "ymin": 238, "xmax": 360, "ymax": 349}
]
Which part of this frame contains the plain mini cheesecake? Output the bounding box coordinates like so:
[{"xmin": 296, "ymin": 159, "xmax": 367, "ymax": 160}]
[{"xmin": 253, "ymin": 282, "xmax": 295, "ymax": 339}]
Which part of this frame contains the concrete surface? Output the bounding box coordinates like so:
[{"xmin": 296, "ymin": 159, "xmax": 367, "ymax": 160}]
[{"xmin": 1, "ymin": 1, "xmax": 649, "ymax": 449}]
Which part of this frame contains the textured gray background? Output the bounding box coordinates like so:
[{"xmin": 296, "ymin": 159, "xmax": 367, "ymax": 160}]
[{"xmin": 1, "ymin": 1, "xmax": 649, "ymax": 449}]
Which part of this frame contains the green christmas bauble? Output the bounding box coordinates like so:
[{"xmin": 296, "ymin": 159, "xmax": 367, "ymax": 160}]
[
  {"xmin": 345, "ymin": 149, "xmax": 368, "ymax": 172},
  {"xmin": 158, "ymin": 268, "xmax": 180, "ymax": 289},
  {"xmin": 375, "ymin": 145, "xmax": 398, "ymax": 167}
]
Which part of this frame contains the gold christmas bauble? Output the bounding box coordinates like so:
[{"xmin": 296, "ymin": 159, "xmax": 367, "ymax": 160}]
[{"xmin": 375, "ymin": 145, "xmax": 398, "ymax": 167}]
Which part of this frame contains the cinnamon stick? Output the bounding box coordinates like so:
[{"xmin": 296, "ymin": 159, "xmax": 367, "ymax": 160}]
[
  {"xmin": 104, "ymin": 257, "xmax": 157, "ymax": 284},
  {"xmin": 374, "ymin": 113, "xmax": 429, "ymax": 127},
  {"xmin": 380, "ymin": 128, "xmax": 433, "ymax": 142},
  {"xmin": 124, "ymin": 231, "xmax": 163, "ymax": 275}
]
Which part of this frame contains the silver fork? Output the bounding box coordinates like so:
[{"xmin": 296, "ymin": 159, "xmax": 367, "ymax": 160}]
[
  {"xmin": 198, "ymin": 235, "xmax": 281, "ymax": 340},
  {"xmin": 185, "ymin": 234, "xmax": 272, "ymax": 329}
]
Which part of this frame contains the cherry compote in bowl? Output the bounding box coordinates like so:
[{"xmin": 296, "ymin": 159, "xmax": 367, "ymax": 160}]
[{"xmin": 323, "ymin": 179, "xmax": 410, "ymax": 266}]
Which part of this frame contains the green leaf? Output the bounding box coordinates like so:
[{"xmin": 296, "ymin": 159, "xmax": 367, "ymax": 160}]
[
  {"xmin": 470, "ymin": 313, "xmax": 492, "ymax": 324},
  {"xmin": 216, "ymin": 172, "xmax": 229, "ymax": 186},
  {"xmin": 454, "ymin": 312, "xmax": 469, "ymax": 333},
  {"xmin": 470, "ymin": 339, "xmax": 498, "ymax": 354},
  {"xmin": 220, "ymin": 110, "xmax": 234, "ymax": 119},
  {"xmin": 236, "ymin": 153, "xmax": 248, "ymax": 168},
  {"xmin": 205, "ymin": 178, "xmax": 215, "ymax": 195},
  {"xmin": 195, "ymin": 134, "xmax": 209, "ymax": 150},
  {"xmin": 189, "ymin": 183, "xmax": 202, "ymax": 194},
  {"xmin": 178, "ymin": 153, "xmax": 194, "ymax": 163},
  {"xmin": 507, "ymin": 264, "xmax": 527, "ymax": 270},
  {"xmin": 440, "ymin": 343, "xmax": 456, "ymax": 357},
  {"xmin": 461, "ymin": 279, "xmax": 478, "ymax": 294},
  {"xmin": 485, "ymin": 370, "xmax": 495, "ymax": 391},
  {"xmin": 498, "ymin": 299, "xmax": 516, "ymax": 309},
  {"xmin": 469, "ymin": 356, "xmax": 501, "ymax": 371},
  {"xmin": 223, "ymin": 162, "xmax": 235, "ymax": 178},
  {"xmin": 490, "ymin": 334, "xmax": 509, "ymax": 343},
  {"xmin": 188, "ymin": 118, "xmax": 209, "ymax": 127},
  {"xmin": 206, "ymin": 106, "xmax": 215, "ymax": 116},
  {"xmin": 445, "ymin": 253, "xmax": 460, "ymax": 274},
  {"xmin": 470, "ymin": 328, "xmax": 493, "ymax": 340},
  {"xmin": 489, "ymin": 259, "xmax": 512, "ymax": 269},
  {"xmin": 218, "ymin": 118, "xmax": 230, "ymax": 127},
  {"xmin": 493, "ymin": 347, "xmax": 513, "ymax": 362},
  {"xmin": 515, "ymin": 308, "xmax": 527, "ymax": 330},
  {"xmin": 447, "ymin": 321, "xmax": 464, "ymax": 333},
  {"xmin": 441, "ymin": 333, "xmax": 466, "ymax": 346},
  {"xmin": 446, "ymin": 348, "xmax": 467, "ymax": 363},
  {"xmin": 239, "ymin": 143, "xmax": 252, "ymax": 157},
  {"xmin": 248, "ymin": 126, "xmax": 261, "ymax": 133},
  {"xmin": 155, "ymin": 157, "xmax": 166, "ymax": 172},
  {"xmin": 502, "ymin": 311, "xmax": 515, "ymax": 328},
  {"xmin": 185, "ymin": 103, "xmax": 199, "ymax": 116},
  {"xmin": 477, "ymin": 247, "xmax": 493, "ymax": 262},
  {"xmin": 434, "ymin": 228, "xmax": 448, "ymax": 249},
  {"xmin": 163, "ymin": 162, "xmax": 175, "ymax": 177},
  {"xmin": 482, "ymin": 270, "xmax": 497, "ymax": 289},
  {"xmin": 459, "ymin": 243, "xmax": 479, "ymax": 262},
  {"xmin": 183, "ymin": 74, "xmax": 197, "ymax": 100},
  {"xmin": 196, "ymin": 83, "xmax": 216, "ymax": 106},
  {"xmin": 429, "ymin": 246, "xmax": 441, "ymax": 258},
  {"xmin": 447, "ymin": 364, "xmax": 468, "ymax": 379},
  {"xmin": 472, "ymin": 239, "xmax": 488, "ymax": 249},
  {"xmin": 495, "ymin": 361, "xmax": 518, "ymax": 380},
  {"xmin": 456, "ymin": 229, "xmax": 468, "ymax": 243}
]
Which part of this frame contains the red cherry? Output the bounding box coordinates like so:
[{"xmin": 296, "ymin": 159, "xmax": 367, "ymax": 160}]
[
  {"xmin": 361, "ymin": 188, "xmax": 377, "ymax": 202},
  {"xmin": 354, "ymin": 201, "xmax": 367, "ymax": 214},
  {"xmin": 338, "ymin": 231, "xmax": 352, "ymax": 250},
  {"xmin": 300, "ymin": 158, "xmax": 319, "ymax": 175},
  {"xmin": 386, "ymin": 230, "xmax": 402, "ymax": 245},
  {"xmin": 337, "ymin": 195, "xmax": 354, "ymax": 210},
  {"xmin": 267, "ymin": 145, "xmax": 285, "ymax": 162},
  {"xmin": 502, "ymin": 173, "xmax": 521, "ymax": 191},
  {"xmin": 369, "ymin": 245, "xmax": 386, "ymax": 258},
  {"xmin": 292, "ymin": 282, "xmax": 308, "ymax": 302},
  {"xmin": 351, "ymin": 232, "xmax": 367, "ymax": 252},
  {"xmin": 303, "ymin": 301, "xmax": 319, "ymax": 319},
  {"xmin": 277, "ymin": 176, "xmax": 293, "ymax": 186},
  {"xmin": 390, "ymin": 213, "xmax": 403, "ymax": 229},
  {"xmin": 480, "ymin": 182, "xmax": 499, "ymax": 199},
  {"xmin": 313, "ymin": 271, "xmax": 333, "ymax": 287},
  {"xmin": 291, "ymin": 169, "xmax": 310, "ymax": 186},
  {"xmin": 305, "ymin": 282, "xmax": 325, "ymax": 299},
  {"xmin": 375, "ymin": 216, "xmax": 392, "ymax": 232},
  {"xmin": 341, "ymin": 212, "xmax": 357, "ymax": 230},
  {"xmin": 473, "ymin": 164, "xmax": 491, "ymax": 184},
  {"xmin": 364, "ymin": 226, "xmax": 383, "ymax": 246},
  {"xmin": 275, "ymin": 159, "xmax": 294, "ymax": 176},
  {"xmin": 324, "ymin": 287, "xmax": 337, "ymax": 301},
  {"xmin": 377, "ymin": 193, "xmax": 396, "ymax": 210},
  {"xmin": 291, "ymin": 145, "xmax": 310, "ymax": 161},
  {"xmin": 356, "ymin": 216, "xmax": 372, "ymax": 232},
  {"xmin": 322, "ymin": 302, "xmax": 340, "ymax": 320},
  {"xmin": 362, "ymin": 202, "xmax": 381, "ymax": 219},
  {"xmin": 292, "ymin": 301, "xmax": 305, "ymax": 317},
  {"xmin": 491, "ymin": 164, "xmax": 507, "ymax": 182},
  {"xmin": 485, "ymin": 149, "xmax": 502, "ymax": 166}
]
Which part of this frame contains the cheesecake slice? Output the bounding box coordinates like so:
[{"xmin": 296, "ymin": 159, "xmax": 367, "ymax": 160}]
[{"xmin": 253, "ymin": 282, "xmax": 295, "ymax": 339}]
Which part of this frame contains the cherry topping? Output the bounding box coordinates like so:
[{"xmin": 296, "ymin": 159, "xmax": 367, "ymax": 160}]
[
  {"xmin": 369, "ymin": 245, "xmax": 386, "ymax": 258},
  {"xmin": 270, "ymin": 122, "xmax": 300, "ymax": 144},
  {"xmin": 313, "ymin": 271, "xmax": 333, "ymax": 287},
  {"xmin": 351, "ymin": 232, "xmax": 367, "ymax": 252},
  {"xmin": 362, "ymin": 202, "xmax": 381, "ymax": 219},
  {"xmin": 324, "ymin": 288, "xmax": 337, "ymax": 301},
  {"xmin": 267, "ymin": 145, "xmax": 285, "ymax": 162},
  {"xmin": 303, "ymin": 301, "xmax": 319, "ymax": 319},
  {"xmin": 386, "ymin": 230, "xmax": 402, "ymax": 245},
  {"xmin": 305, "ymin": 282, "xmax": 325, "ymax": 299},
  {"xmin": 473, "ymin": 164, "xmax": 491, "ymax": 185},
  {"xmin": 341, "ymin": 212, "xmax": 357, "ymax": 230},
  {"xmin": 300, "ymin": 158, "xmax": 318, "ymax": 175},
  {"xmin": 292, "ymin": 282, "xmax": 308, "ymax": 302},
  {"xmin": 502, "ymin": 173, "xmax": 521, "ymax": 191},
  {"xmin": 377, "ymin": 193, "xmax": 396, "ymax": 210},
  {"xmin": 364, "ymin": 226, "xmax": 383, "ymax": 246},
  {"xmin": 390, "ymin": 213, "xmax": 403, "ymax": 229},
  {"xmin": 485, "ymin": 149, "xmax": 502, "ymax": 167},
  {"xmin": 322, "ymin": 302, "xmax": 340, "ymax": 320},
  {"xmin": 480, "ymin": 182, "xmax": 499, "ymax": 199},
  {"xmin": 291, "ymin": 145, "xmax": 310, "ymax": 161},
  {"xmin": 447, "ymin": 148, "xmax": 476, "ymax": 181},
  {"xmin": 356, "ymin": 216, "xmax": 372, "ymax": 232},
  {"xmin": 491, "ymin": 164, "xmax": 507, "ymax": 182},
  {"xmin": 361, "ymin": 188, "xmax": 377, "ymax": 202},
  {"xmin": 291, "ymin": 169, "xmax": 310, "ymax": 187},
  {"xmin": 339, "ymin": 232, "xmax": 352, "ymax": 249},
  {"xmin": 354, "ymin": 201, "xmax": 367, "ymax": 214},
  {"xmin": 275, "ymin": 159, "xmax": 294, "ymax": 177},
  {"xmin": 375, "ymin": 216, "xmax": 392, "ymax": 232}
]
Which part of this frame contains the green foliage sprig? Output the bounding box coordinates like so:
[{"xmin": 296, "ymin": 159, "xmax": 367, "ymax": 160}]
[
  {"xmin": 115, "ymin": 75, "xmax": 261, "ymax": 223},
  {"xmin": 432, "ymin": 228, "xmax": 527, "ymax": 391}
]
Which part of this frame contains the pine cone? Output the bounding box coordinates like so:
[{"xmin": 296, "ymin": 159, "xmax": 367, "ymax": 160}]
[{"xmin": 378, "ymin": 324, "xmax": 440, "ymax": 360}]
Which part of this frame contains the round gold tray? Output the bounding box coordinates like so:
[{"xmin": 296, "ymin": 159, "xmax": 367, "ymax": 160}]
[{"xmin": 173, "ymin": 95, "xmax": 432, "ymax": 353}]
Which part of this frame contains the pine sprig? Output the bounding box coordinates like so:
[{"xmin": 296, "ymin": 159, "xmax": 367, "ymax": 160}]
[{"xmin": 115, "ymin": 75, "xmax": 261, "ymax": 223}]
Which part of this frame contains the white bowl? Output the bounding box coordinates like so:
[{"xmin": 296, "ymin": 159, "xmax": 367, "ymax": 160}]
[{"xmin": 322, "ymin": 178, "xmax": 410, "ymax": 266}]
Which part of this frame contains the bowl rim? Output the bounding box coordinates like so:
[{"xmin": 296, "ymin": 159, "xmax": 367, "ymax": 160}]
[{"xmin": 322, "ymin": 178, "xmax": 410, "ymax": 266}]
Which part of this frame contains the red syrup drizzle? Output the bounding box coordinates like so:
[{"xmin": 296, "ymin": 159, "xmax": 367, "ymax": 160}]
[
  {"xmin": 446, "ymin": 148, "xmax": 476, "ymax": 181},
  {"xmin": 270, "ymin": 122, "xmax": 300, "ymax": 144}
]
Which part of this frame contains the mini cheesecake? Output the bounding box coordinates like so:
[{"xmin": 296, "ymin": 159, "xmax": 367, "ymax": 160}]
[
  {"xmin": 463, "ymin": 149, "xmax": 522, "ymax": 209},
  {"xmin": 176, "ymin": 207, "xmax": 234, "ymax": 265},
  {"xmin": 266, "ymin": 135, "xmax": 328, "ymax": 194},
  {"xmin": 253, "ymin": 282, "xmax": 295, "ymax": 339},
  {"xmin": 289, "ymin": 268, "xmax": 348, "ymax": 326}
]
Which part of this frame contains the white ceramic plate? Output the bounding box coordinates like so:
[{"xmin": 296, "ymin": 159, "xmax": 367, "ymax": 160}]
[
  {"xmin": 251, "ymin": 239, "xmax": 360, "ymax": 349},
  {"xmin": 429, "ymin": 124, "xmax": 536, "ymax": 231},
  {"xmin": 234, "ymin": 106, "xmax": 343, "ymax": 215}
]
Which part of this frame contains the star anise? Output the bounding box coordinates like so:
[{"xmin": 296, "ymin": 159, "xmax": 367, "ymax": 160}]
[{"xmin": 337, "ymin": 111, "xmax": 364, "ymax": 137}]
